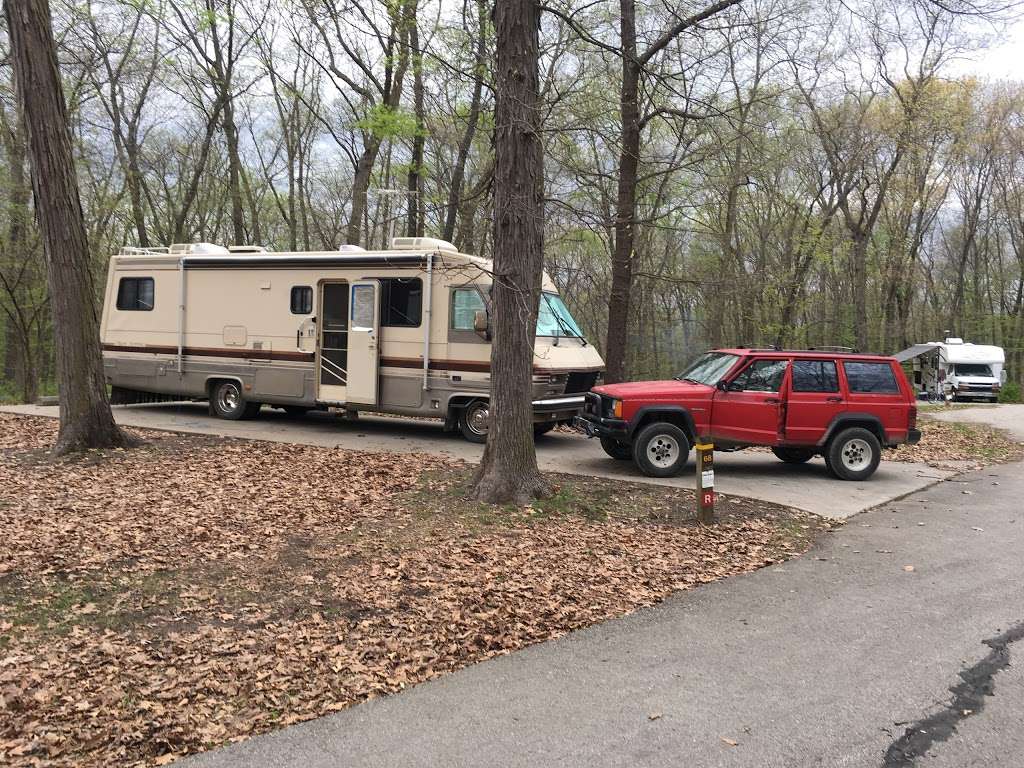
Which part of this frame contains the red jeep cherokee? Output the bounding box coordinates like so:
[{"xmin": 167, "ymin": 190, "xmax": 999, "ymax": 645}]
[{"xmin": 577, "ymin": 348, "xmax": 921, "ymax": 481}]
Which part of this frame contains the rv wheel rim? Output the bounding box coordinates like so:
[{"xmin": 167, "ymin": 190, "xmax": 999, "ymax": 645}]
[
  {"xmin": 841, "ymin": 438, "xmax": 871, "ymax": 471},
  {"xmin": 467, "ymin": 403, "xmax": 489, "ymax": 435},
  {"xmin": 219, "ymin": 384, "xmax": 240, "ymax": 412},
  {"xmin": 647, "ymin": 434, "xmax": 679, "ymax": 468}
]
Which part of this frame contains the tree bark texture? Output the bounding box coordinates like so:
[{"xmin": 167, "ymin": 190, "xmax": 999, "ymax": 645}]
[
  {"xmin": 4, "ymin": 0, "xmax": 131, "ymax": 454},
  {"xmin": 470, "ymin": 0, "xmax": 548, "ymax": 504},
  {"xmin": 604, "ymin": 0, "xmax": 639, "ymax": 384}
]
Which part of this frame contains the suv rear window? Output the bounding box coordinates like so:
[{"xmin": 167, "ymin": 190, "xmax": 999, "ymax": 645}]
[
  {"xmin": 792, "ymin": 360, "xmax": 839, "ymax": 392},
  {"xmin": 844, "ymin": 361, "xmax": 899, "ymax": 393}
]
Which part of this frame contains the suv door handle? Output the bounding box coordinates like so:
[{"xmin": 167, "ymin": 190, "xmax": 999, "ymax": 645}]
[
  {"xmin": 764, "ymin": 397, "xmax": 780, "ymax": 404},
  {"xmin": 826, "ymin": 396, "xmax": 843, "ymax": 403}
]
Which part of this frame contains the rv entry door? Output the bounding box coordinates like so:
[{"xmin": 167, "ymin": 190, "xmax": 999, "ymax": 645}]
[{"xmin": 347, "ymin": 281, "xmax": 380, "ymax": 406}]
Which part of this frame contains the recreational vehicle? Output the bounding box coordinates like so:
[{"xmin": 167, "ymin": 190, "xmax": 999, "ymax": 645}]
[
  {"xmin": 99, "ymin": 238, "xmax": 605, "ymax": 441},
  {"xmin": 895, "ymin": 338, "xmax": 1006, "ymax": 402}
]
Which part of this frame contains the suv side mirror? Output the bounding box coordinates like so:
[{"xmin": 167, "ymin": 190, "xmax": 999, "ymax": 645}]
[
  {"xmin": 716, "ymin": 379, "xmax": 729, "ymax": 392},
  {"xmin": 473, "ymin": 309, "xmax": 490, "ymax": 339}
]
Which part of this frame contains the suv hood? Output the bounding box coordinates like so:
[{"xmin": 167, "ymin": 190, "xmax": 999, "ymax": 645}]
[{"xmin": 594, "ymin": 379, "xmax": 711, "ymax": 399}]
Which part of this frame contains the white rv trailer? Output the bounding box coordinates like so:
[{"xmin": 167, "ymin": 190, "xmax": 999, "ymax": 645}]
[
  {"xmin": 895, "ymin": 337, "xmax": 1006, "ymax": 402},
  {"xmin": 99, "ymin": 237, "xmax": 605, "ymax": 441}
]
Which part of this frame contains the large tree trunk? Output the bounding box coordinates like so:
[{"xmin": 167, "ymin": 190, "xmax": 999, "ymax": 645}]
[
  {"xmin": 469, "ymin": 0, "xmax": 547, "ymax": 505},
  {"xmin": 406, "ymin": 2, "xmax": 425, "ymax": 238},
  {"xmin": 604, "ymin": 0, "xmax": 639, "ymax": 384},
  {"xmin": 4, "ymin": 0, "xmax": 132, "ymax": 454},
  {"xmin": 222, "ymin": 96, "xmax": 246, "ymax": 244}
]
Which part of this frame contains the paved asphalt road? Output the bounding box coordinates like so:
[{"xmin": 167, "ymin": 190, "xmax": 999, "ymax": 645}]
[
  {"xmin": 0, "ymin": 403, "xmax": 953, "ymax": 519},
  {"xmin": 183, "ymin": 458, "xmax": 1024, "ymax": 768}
]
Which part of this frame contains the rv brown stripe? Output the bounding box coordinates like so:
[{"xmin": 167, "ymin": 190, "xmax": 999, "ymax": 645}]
[
  {"xmin": 380, "ymin": 356, "xmax": 492, "ymax": 373},
  {"xmin": 379, "ymin": 357, "xmax": 604, "ymax": 375},
  {"xmin": 102, "ymin": 343, "xmax": 315, "ymax": 363}
]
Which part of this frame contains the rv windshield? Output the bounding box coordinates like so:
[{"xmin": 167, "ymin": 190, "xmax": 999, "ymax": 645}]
[
  {"xmin": 954, "ymin": 363, "xmax": 993, "ymax": 377},
  {"xmin": 674, "ymin": 352, "xmax": 740, "ymax": 386},
  {"xmin": 537, "ymin": 293, "xmax": 584, "ymax": 339}
]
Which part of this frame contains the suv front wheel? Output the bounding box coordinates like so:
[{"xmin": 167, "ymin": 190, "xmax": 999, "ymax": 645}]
[
  {"xmin": 632, "ymin": 422, "xmax": 690, "ymax": 477},
  {"xmin": 826, "ymin": 427, "xmax": 881, "ymax": 481}
]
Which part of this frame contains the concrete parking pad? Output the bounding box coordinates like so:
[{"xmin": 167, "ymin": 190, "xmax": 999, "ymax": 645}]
[{"xmin": 1, "ymin": 403, "xmax": 953, "ymax": 519}]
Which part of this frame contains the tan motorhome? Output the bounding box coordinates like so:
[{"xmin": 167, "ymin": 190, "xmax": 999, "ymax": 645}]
[{"xmin": 99, "ymin": 237, "xmax": 604, "ymax": 441}]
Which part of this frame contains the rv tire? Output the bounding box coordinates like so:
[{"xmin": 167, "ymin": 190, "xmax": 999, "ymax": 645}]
[
  {"xmin": 459, "ymin": 400, "xmax": 489, "ymax": 443},
  {"xmin": 210, "ymin": 380, "xmax": 255, "ymax": 421}
]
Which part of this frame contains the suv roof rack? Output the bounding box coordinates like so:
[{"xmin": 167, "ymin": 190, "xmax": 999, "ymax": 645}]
[{"xmin": 736, "ymin": 345, "xmax": 867, "ymax": 354}]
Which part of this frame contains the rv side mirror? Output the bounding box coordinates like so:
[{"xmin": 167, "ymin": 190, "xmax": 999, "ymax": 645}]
[{"xmin": 473, "ymin": 310, "xmax": 489, "ymax": 338}]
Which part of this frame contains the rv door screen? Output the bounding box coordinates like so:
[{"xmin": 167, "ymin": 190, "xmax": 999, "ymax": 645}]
[{"xmin": 347, "ymin": 281, "xmax": 380, "ymax": 406}]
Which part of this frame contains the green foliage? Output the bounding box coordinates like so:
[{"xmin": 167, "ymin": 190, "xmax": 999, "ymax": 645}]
[
  {"xmin": 353, "ymin": 105, "xmax": 421, "ymax": 140},
  {"xmin": 999, "ymin": 381, "xmax": 1021, "ymax": 404}
]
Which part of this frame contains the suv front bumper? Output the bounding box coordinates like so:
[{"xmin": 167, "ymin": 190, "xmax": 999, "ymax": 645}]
[{"xmin": 575, "ymin": 413, "xmax": 630, "ymax": 440}]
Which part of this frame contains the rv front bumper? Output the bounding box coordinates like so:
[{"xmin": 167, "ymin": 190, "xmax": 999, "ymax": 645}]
[{"xmin": 531, "ymin": 395, "xmax": 586, "ymax": 423}]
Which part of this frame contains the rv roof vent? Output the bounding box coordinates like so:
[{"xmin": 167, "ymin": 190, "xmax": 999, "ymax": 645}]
[
  {"xmin": 945, "ymin": 337, "xmax": 964, "ymax": 345},
  {"xmin": 338, "ymin": 244, "xmax": 366, "ymax": 252},
  {"xmin": 390, "ymin": 236, "xmax": 458, "ymax": 254},
  {"xmin": 169, "ymin": 242, "xmax": 230, "ymax": 255},
  {"xmin": 228, "ymin": 245, "xmax": 268, "ymax": 254}
]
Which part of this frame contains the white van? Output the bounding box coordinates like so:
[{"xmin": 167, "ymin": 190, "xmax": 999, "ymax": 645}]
[
  {"xmin": 99, "ymin": 237, "xmax": 605, "ymax": 441},
  {"xmin": 895, "ymin": 338, "xmax": 1006, "ymax": 402}
]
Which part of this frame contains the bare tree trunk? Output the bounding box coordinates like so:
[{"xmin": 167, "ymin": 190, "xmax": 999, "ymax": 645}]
[
  {"xmin": 442, "ymin": 0, "xmax": 486, "ymax": 243},
  {"xmin": 470, "ymin": 0, "xmax": 548, "ymax": 504},
  {"xmin": 604, "ymin": 0, "xmax": 639, "ymax": 384},
  {"xmin": 4, "ymin": 0, "xmax": 132, "ymax": 454},
  {"xmin": 406, "ymin": 1, "xmax": 425, "ymax": 238}
]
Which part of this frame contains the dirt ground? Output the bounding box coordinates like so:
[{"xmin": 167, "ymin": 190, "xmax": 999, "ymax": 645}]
[{"xmin": 0, "ymin": 413, "xmax": 831, "ymax": 767}]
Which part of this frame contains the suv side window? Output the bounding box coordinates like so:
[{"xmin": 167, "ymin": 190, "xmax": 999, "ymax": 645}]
[
  {"xmin": 844, "ymin": 361, "xmax": 900, "ymax": 393},
  {"xmin": 792, "ymin": 360, "xmax": 839, "ymax": 392},
  {"xmin": 730, "ymin": 359, "xmax": 788, "ymax": 392}
]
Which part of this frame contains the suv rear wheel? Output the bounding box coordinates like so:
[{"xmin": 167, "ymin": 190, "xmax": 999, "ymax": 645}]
[
  {"xmin": 772, "ymin": 447, "xmax": 815, "ymax": 464},
  {"xmin": 600, "ymin": 436, "xmax": 632, "ymax": 460},
  {"xmin": 632, "ymin": 422, "xmax": 690, "ymax": 477},
  {"xmin": 826, "ymin": 427, "xmax": 881, "ymax": 481}
]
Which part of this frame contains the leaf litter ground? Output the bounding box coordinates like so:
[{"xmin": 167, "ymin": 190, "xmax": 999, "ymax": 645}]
[{"xmin": 0, "ymin": 413, "xmax": 830, "ymax": 766}]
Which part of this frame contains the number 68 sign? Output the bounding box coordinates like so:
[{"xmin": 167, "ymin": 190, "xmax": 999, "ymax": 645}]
[{"xmin": 696, "ymin": 439, "xmax": 715, "ymax": 523}]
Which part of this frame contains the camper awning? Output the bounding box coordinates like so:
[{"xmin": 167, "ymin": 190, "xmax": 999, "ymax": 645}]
[{"xmin": 894, "ymin": 344, "xmax": 941, "ymax": 362}]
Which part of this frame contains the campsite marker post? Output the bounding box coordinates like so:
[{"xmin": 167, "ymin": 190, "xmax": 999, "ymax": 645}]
[{"xmin": 696, "ymin": 438, "xmax": 715, "ymax": 524}]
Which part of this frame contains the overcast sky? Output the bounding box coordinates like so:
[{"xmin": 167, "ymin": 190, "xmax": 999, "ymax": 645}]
[{"xmin": 949, "ymin": 17, "xmax": 1024, "ymax": 80}]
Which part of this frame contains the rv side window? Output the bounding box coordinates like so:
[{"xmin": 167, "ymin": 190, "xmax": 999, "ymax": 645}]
[
  {"xmin": 380, "ymin": 278, "xmax": 422, "ymax": 327},
  {"xmin": 116, "ymin": 277, "xmax": 155, "ymax": 311},
  {"xmin": 451, "ymin": 288, "xmax": 486, "ymax": 330},
  {"xmin": 844, "ymin": 361, "xmax": 899, "ymax": 393},
  {"xmin": 290, "ymin": 286, "xmax": 313, "ymax": 314}
]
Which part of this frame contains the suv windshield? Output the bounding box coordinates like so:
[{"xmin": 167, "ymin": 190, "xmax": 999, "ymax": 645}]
[
  {"xmin": 954, "ymin": 363, "xmax": 993, "ymax": 377},
  {"xmin": 537, "ymin": 293, "xmax": 584, "ymax": 339},
  {"xmin": 675, "ymin": 352, "xmax": 740, "ymax": 386}
]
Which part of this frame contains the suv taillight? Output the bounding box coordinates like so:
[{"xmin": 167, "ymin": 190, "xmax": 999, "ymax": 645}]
[{"xmin": 909, "ymin": 405, "xmax": 917, "ymax": 430}]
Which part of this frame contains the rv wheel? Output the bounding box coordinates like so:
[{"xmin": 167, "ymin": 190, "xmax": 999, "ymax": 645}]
[
  {"xmin": 459, "ymin": 400, "xmax": 490, "ymax": 443},
  {"xmin": 211, "ymin": 380, "xmax": 255, "ymax": 421}
]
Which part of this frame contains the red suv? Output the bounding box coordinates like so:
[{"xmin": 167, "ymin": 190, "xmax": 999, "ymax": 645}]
[{"xmin": 577, "ymin": 348, "xmax": 921, "ymax": 481}]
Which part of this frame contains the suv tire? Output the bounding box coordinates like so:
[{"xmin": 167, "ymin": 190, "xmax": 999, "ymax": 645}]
[
  {"xmin": 600, "ymin": 436, "xmax": 632, "ymax": 460},
  {"xmin": 772, "ymin": 447, "xmax": 815, "ymax": 464},
  {"xmin": 826, "ymin": 427, "xmax": 881, "ymax": 481},
  {"xmin": 211, "ymin": 380, "xmax": 259, "ymax": 421},
  {"xmin": 632, "ymin": 422, "xmax": 690, "ymax": 477}
]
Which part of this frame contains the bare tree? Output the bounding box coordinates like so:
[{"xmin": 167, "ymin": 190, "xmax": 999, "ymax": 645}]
[
  {"xmin": 3, "ymin": 0, "xmax": 132, "ymax": 453},
  {"xmin": 470, "ymin": 0, "xmax": 549, "ymax": 504}
]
